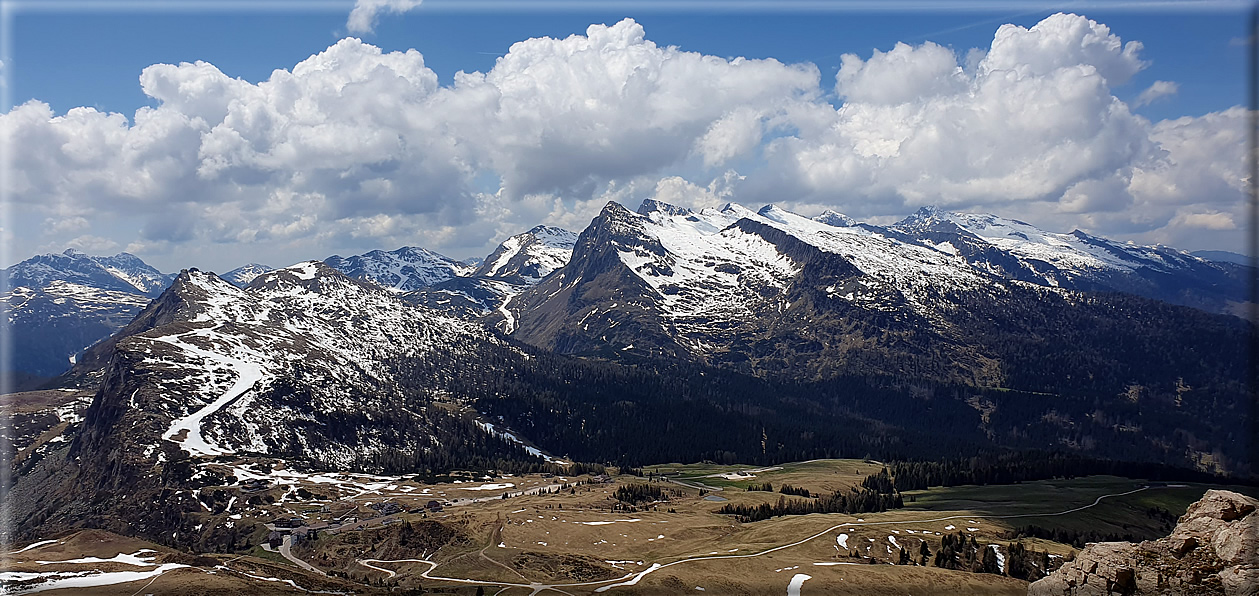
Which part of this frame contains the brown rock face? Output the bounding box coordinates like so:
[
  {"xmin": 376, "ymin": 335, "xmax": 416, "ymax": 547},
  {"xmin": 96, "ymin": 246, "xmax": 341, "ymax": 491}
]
[{"xmin": 1029, "ymin": 490, "xmax": 1259, "ymax": 596}]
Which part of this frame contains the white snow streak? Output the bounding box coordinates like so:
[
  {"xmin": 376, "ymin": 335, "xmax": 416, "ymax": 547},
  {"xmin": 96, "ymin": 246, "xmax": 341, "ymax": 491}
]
[{"xmin": 786, "ymin": 573, "xmax": 812, "ymax": 596}]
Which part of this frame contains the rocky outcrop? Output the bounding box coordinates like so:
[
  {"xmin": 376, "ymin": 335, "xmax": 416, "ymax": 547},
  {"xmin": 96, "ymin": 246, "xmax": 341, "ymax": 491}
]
[{"xmin": 1029, "ymin": 490, "xmax": 1259, "ymax": 595}]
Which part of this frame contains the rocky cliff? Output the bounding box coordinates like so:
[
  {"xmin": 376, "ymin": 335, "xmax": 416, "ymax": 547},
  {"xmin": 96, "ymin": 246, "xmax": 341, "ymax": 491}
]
[{"xmin": 1029, "ymin": 490, "xmax": 1259, "ymax": 595}]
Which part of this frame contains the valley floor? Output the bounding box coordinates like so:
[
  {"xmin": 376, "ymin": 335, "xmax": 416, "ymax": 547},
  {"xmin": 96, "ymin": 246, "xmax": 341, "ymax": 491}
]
[{"xmin": 5, "ymin": 459, "xmax": 1254, "ymax": 595}]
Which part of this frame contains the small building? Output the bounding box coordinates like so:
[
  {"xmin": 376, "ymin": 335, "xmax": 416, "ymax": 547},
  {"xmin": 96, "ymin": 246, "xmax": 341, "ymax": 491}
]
[
  {"xmin": 424, "ymin": 500, "xmax": 444, "ymax": 512},
  {"xmin": 592, "ymin": 474, "xmax": 613, "ymax": 484},
  {"xmin": 241, "ymin": 479, "xmax": 270, "ymax": 493},
  {"xmin": 272, "ymin": 517, "xmax": 304, "ymax": 529},
  {"xmin": 371, "ymin": 501, "xmax": 402, "ymax": 515},
  {"xmin": 291, "ymin": 527, "xmax": 315, "ymax": 544}
]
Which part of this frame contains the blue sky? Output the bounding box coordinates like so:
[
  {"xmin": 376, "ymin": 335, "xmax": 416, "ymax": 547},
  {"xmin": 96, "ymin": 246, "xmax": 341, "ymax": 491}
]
[
  {"xmin": 2, "ymin": 1, "xmax": 1253, "ymax": 271},
  {"xmin": 12, "ymin": 8, "xmax": 1248, "ymax": 121}
]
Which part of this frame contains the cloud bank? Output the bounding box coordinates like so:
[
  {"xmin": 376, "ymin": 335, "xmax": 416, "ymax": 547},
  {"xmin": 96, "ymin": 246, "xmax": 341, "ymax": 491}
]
[{"xmin": 2, "ymin": 14, "xmax": 1248, "ymax": 269}]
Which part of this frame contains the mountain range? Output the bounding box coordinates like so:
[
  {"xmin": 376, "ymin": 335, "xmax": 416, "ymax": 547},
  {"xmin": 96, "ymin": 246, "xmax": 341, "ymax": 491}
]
[
  {"xmin": 2, "ymin": 249, "xmax": 176, "ymax": 384},
  {"xmin": 6, "ymin": 205, "xmax": 1249, "ymax": 386},
  {"xmin": 7, "ymin": 201, "xmax": 1254, "ymax": 548}
]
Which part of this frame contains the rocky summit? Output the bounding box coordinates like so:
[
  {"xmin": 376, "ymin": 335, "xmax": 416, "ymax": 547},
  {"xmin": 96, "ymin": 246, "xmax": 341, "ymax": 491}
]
[{"xmin": 1028, "ymin": 490, "xmax": 1259, "ymax": 595}]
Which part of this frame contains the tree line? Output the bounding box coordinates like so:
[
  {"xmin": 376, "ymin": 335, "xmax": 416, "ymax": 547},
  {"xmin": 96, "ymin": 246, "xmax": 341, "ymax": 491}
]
[{"xmin": 716, "ymin": 470, "xmax": 904, "ymax": 523}]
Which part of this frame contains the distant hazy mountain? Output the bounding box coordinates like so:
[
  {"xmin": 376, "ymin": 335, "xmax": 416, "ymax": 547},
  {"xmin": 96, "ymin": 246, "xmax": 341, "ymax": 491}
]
[
  {"xmin": 324, "ymin": 246, "xmax": 478, "ymax": 292},
  {"xmin": 2, "ymin": 249, "xmax": 174, "ymax": 384},
  {"xmin": 219, "ymin": 263, "xmax": 275, "ymax": 287},
  {"xmin": 404, "ymin": 226, "xmax": 578, "ymax": 332},
  {"xmin": 888, "ymin": 206, "xmax": 1250, "ymax": 314},
  {"xmin": 3, "ymin": 282, "xmax": 150, "ymax": 380},
  {"xmin": 1191, "ymin": 250, "xmax": 1251, "ymax": 266},
  {"xmin": 5, "ymin": 249, "xmax": 174, "ymax": 297}
]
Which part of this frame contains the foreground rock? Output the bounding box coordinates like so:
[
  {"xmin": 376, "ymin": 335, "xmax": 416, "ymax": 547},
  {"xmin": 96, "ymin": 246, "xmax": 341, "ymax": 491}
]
[{"xmin": 1029, "ymin": 490, "xmax": 1259, "ymax": 595}]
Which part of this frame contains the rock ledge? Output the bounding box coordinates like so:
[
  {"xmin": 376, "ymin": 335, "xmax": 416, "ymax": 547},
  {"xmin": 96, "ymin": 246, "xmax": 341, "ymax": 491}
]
[{"xmin": 1028, "ymin": 490, "xmax": 1258, "ymax": 595}]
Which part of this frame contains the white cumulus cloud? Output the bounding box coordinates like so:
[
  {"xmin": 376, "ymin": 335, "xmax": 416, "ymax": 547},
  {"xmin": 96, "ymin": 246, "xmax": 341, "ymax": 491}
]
[
  {"xmin": 1133, "ymin": 80, "xmax": 1179, "ymax": 107},
  {"xmin": 5, "ymin": 19, "xmax": 820, "ymax": 267},
  {"xmin": 347, "ymin": 0, "xmax": 423, "ymax": 34},
  {"xmin": 746, "ymin": 12, "xmax": 1244, "ymax": 255},
  {"xmin": 3, "ymin": 13, "xmax": 1250, "ymax": 268},
  {"xmin": 837, "ymin": 41, "xmax": 966, "ymax": 104}
]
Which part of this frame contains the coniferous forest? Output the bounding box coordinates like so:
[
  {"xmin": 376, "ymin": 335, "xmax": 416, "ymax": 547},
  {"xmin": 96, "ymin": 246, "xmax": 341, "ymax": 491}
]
[{"xmin": 374, "ymin": 327, "xmax": 1252, "ymax": 482}]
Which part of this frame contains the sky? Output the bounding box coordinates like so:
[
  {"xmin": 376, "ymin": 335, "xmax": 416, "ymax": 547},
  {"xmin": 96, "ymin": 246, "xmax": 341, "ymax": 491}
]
[{"xmin": 0, "ymin": 0, "xmax": 1253, "ymax": 272}]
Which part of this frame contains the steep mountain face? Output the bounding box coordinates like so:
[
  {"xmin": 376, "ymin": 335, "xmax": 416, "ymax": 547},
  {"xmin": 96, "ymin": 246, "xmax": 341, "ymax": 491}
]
[
  {"xmin": 474, "ymin": 225, "xmax": 578, "ymax": 283},
  {"xmin": 4, "ymin": 282, "xmax": 151, "ymax": 379},
  {"xmin": 813, "ymin": 209, "xmax": 857, "ymax": 227},
  {"xmin": 506, "ymin": 200, "xmax": 1252, "ymax": 471},
  {"xmin": 889, "ymin": 206, "xmax": 1251, "ymax": 315},
  {"xmin": 78, "ymin": 263, "xmax": 520, "ymax": 465},
  {"xmin": 509, "ymin": 199, "xmax": 1007, "ymax": 379},
  {"xmin": 2, "ymin": 250, "xmax": 176, "ymax": 385},
  {"xmin": 11, "ymin": 263, "xmax": 547, "ymax": 541},
  {"xmin": 324, "ymin": 246, "xmax": 477, "ymax": 292},
  {"xmin": 219, "ymin": 263, "xmax": 275, "ymax": 287},
  {"xmin": 404, "ymin": 226, "xmax": 577, "ymax": 332},
  {"xmin": 506, "ymin": 201, "xmax": 697, "ymax": 360}
]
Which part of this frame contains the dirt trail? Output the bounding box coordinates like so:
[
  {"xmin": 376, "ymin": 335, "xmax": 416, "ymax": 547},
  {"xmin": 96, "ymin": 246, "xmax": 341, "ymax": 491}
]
[{"xmin": 357, "ymin": 485, "xmax": 1158, "ymax": 594}]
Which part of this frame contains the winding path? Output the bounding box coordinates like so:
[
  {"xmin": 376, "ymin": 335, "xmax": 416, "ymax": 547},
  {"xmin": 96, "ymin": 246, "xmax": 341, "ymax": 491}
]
[
  {"xmin": 355, "ymin": 484, "xmax": 1156, "ymax": 594},
  {"xmin": 279, "ymin": 535, "xmax": 325, "ymax": 576},
  {"xmin": 155, "ymin": 329, "xmax": 263, "ymax": 457}
]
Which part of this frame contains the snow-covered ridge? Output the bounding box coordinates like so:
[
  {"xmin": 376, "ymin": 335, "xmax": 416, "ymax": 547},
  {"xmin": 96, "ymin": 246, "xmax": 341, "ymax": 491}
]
[
  {"xmin": 4, "ymin": 280, "xmax": 150, "ymax": 318},
  {"xmin": 4, "ymin": 280, "xmax": 153, "ymax": 376},
  {"xmin": 882, "ymin": 206, "xmax": 1247, "ymax": 311},
  {"xmin": 401, "ymin": 225, "xmax": 579, "ymax": 332},
  {"xmin": 325, "ymin": 246, "xmax": 478, "ymax": 292},
  {"xmin": 753, "ymin": 204, "xmax": 991, "ymax": 299},
  {"xmin": 120, "ymin": 262, "xmax": 502, "ymax": 463},
  {"xmin": 610, "ymin": 199, "xmax": 994, "ymax": 342},
  {"xmin": 220, "ymin": 263, "xmax": 275, "ymax": 287},
  {"xmin": 3, "ymin": 249, "xmax": 174, "ymax": 297},
  {"xmin": 477, "ymin": 225, "xmax": 578, "ymax": 283},
  {"xmin": 893, "ymin": 206, "xmax": 1209, "ymax": 275},
  {"xmin": 813, "ymin": 210, "xmax": 857, "ymax": 227},
  {"xmin": 617, "ymin": 201, "xmax": 802, "ymax": 325}
]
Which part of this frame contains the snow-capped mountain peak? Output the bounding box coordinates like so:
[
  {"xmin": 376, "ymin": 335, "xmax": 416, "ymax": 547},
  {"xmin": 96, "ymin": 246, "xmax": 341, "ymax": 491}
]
[
  {"xmin": 401, "ymin": 224, "xmax": 580, "ymax": 334},
  {"xmin": 527, "ymin": 225, "xmax": 580, "ymax": 250},
  {"xmin": 98, "ymin": 263, "xmax": 503, "ymax": 463},
  {"xmin": 3, "ymin": 249, "xmax": 174, "ymax": 297},
  {"xmin": 813, "ymin": 210, "xmax": 858, "ymax": 227},
  {"xmin": 637, "ymin": 198, "xmax": 694, "ymax": 217},
  {"xmin": 324, "ymin": 246, "xmax": 477, "ymax": 292},
  {"xmin": 219, "ymin": 263, "xmax": 275, "ymax": 287},
  {"xmin": 886, "ymin": 205, "xmax": 1245, "ymax": 311},
  {"xmin": 718, "ymin": 202, "xmax": 758, "ymax": 219},
  {"xmin": 476, "ymin": 225, "xmax": 578, "ymax": 283}
]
